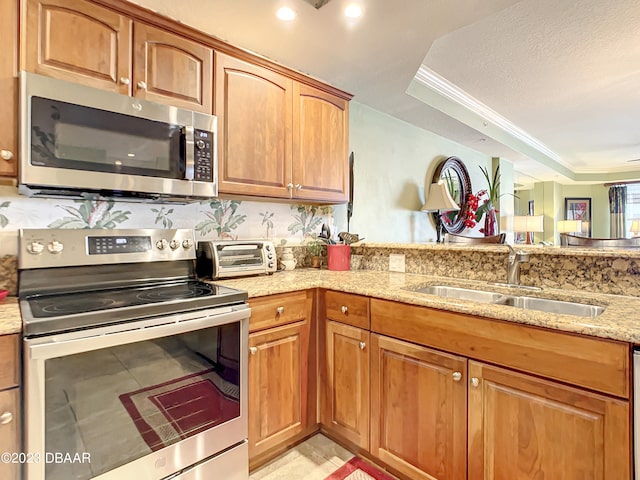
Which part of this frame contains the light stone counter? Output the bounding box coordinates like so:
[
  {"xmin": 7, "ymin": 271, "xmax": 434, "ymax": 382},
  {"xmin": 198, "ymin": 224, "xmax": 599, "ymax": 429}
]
[
  {"xmin": 217, "ymin": 269, "xmax": 640, "ymax": 344},
  {"xmin": 0, "ymin": 297, "xmax": 21, "ymax": 335}
]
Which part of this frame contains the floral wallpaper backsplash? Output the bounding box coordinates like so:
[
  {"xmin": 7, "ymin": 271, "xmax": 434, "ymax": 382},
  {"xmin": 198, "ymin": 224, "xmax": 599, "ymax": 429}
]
[{"xmin": 0, "ymin": 186, "xmax": 340, "ymax": 255}]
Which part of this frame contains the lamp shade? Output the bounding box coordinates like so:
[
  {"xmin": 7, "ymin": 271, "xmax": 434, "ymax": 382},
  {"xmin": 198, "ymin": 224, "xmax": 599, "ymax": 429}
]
[
  {"xmin": 501, "ymin": 215, "xmax": 544, "ymax": 233},
  {"xmin": 630, "ymin": 220, "xmax": 640, "ymax": 236},
  {"xmin": 557, "ymin": 219, "xmax": 582, "ymax": 234},
  {"xmin": 421, "ymin": 181, "xmax": 460, "ymax": 212}
]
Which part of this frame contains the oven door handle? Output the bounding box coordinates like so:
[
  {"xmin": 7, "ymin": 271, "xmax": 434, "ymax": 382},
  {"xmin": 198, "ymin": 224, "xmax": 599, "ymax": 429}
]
[
  {"xmin": 183, "ymin": 125, "xmax": 195, "ymax": 180},
  {"xmin": 26, "ymin": 307, "xmax": 250, "ymax": 360}
]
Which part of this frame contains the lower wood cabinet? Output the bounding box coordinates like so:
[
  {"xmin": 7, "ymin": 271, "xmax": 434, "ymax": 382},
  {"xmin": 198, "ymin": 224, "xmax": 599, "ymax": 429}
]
[
  {"xmin": 247, "ymin": 291, "xmax": 315, "ymax": 467},
  {"xmin": 321, "ymin": 320, "xmax": 370, "ymax": 449},
  {"xmin": 0, "ymin": 334, "xmax": 20, "ymax": 480},
  {"xmin": 467, "ymin": 360, "xmax": 630, "ymax": 480},
  {"xmin": 370, "ymin": 334, "xmax": 467, "ymax": 480}
]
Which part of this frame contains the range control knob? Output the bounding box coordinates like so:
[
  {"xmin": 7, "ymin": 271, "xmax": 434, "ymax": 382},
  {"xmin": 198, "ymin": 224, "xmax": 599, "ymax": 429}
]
[
  {"xmin": 267, "ymin": 253, "xmax": 274, "ymax": 259},
  {"xmin": 268, "ymin": 261, "xmax": 274, "ymax": 269},
  {"xmin": 182, "ymin": 239, "xmax": 194, "ymax": 249},
  {"xmin": 27, "ymin": 241, "xmax": 45, "ymax": 255},
  {"xmin": 47, "ymin": 241, "xmax": 64, "ymax": 254},
  {"xmin": 169, "ymin": 239, "xmax": 180, "ymax": 250},
  {"xmin": 265, "ymin": 244, "xmax": 272, "ymax": 251},
  {"xmin": 156, "ymin": 239, "xmax": 169, "ymax": 250},
  {"xmin": 196, "ymin": 140, "xmax": 206, "ymax": 150}
]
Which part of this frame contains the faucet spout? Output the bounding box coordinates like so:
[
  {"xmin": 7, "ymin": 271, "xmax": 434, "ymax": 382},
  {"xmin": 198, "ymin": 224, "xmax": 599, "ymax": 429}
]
[{"xmin": 506, "ymin": 244, "xmax": 530, "ymax": 285}]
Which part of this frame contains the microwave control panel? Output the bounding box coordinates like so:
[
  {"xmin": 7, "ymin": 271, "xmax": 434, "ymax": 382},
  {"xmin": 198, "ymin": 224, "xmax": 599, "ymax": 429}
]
[{"xmin": 194, "ymin": 129, "xmax": 214, "ymax": 182}]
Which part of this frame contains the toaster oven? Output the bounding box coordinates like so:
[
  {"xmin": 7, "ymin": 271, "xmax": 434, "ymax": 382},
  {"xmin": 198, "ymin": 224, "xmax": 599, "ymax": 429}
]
[{"xmin": 196, "ymin": 241, "xmax": 277, "ymax": 279}]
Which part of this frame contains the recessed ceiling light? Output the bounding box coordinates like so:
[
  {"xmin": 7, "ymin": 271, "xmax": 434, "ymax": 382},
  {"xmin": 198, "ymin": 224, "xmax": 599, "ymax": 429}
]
[
  {"xmin": 344, "ymin": 3, "xmax": 362, "ymax": 18},
  {"xmin": 276, "ymin": 6, "xmax": 296, "ymax": 21}
]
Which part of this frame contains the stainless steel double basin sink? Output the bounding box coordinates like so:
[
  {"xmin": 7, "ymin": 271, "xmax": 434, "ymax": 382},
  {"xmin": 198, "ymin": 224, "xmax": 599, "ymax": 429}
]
[{"xmin": 412, "ymin": 285, "xmax": 604, "ymax": 317}]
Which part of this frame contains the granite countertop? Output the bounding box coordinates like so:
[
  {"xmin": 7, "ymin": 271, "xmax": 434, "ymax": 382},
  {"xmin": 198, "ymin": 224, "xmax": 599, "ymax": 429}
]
[
  {"xmin": 0, "ymin": 297, "xmax": 21, "ymax": 336},
  {"xmin": 217, "ymin": 269, "xmax": 640, "ymax": 344},
  {"xmin": 2, "ymin": 269, "xmax": 638, "ymax": 343}
]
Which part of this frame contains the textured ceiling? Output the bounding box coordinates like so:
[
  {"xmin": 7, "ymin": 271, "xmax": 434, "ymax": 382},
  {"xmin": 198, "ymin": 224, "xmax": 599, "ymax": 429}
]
[{"xmin": 126, "ymin": 0, "xmax": 640, "ymax": 186}]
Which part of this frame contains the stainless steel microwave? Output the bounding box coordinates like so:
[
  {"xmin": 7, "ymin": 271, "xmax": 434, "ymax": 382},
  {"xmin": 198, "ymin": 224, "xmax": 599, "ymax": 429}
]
[{"xmin": 19, "ymin": 72, "xmax": 217, "ymax": 201}]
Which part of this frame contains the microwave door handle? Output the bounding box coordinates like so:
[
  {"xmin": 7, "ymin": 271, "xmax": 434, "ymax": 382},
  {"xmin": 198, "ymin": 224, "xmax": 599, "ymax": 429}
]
[{"xmin": 183, "ymin": 125, "xmax": 195, "ymax": 180}]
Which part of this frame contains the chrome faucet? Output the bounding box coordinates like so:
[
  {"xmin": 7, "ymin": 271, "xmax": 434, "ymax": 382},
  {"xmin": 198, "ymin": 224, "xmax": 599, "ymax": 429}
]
[{"xmin": 506, "ymin": 244, "xmax": 530, "ymax": 285}]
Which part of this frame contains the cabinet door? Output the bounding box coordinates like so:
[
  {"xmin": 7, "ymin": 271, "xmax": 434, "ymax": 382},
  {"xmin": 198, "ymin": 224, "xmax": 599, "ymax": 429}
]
[
  {"xmin": 321, "ymin": 321, "xmax": 369, "ymax": 449},
  {"xmin": 0, "ymin": 388, "xmax": 20, "ymax": 480},
  {"xmin": 24, "ymin": 0, "xmax": 132, "ymax": 94},
  {"xmin": 216, "ymin": 53, "xmax": 293, "ymax": 198},
  {"xmin": 468, "ymin": 361, "xmax": 630, "ymax": 480},
  {"xmin": 370, "ymin": 334, "xmax": 467, "ymax": 480},
  {"xmin": 292, "ymin": 83, "xmax": 348, "ymax": 202},
  {"xmin": 0, "ymin": 0, "xmax": 17, "ymax": 176},
  {"xmin": 248, "ymin": 320, "xmax": 310, "ymax": 459},
  {"xmin": 133, "ymin": 23, "xmax": 212, "ymax": 113}
]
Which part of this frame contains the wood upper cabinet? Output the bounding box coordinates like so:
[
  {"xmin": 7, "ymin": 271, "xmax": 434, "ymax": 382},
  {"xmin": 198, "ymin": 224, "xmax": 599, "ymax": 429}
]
[
  {"xmin": 292, "ymin": 83, "xmax": 349, "ymax": 202},
  {"xmin": 0, "ymin": 0, "xmax": 18, "ymax": 176},
  {"xmin": 216, "ymin": 52, "xmax": 349, "ymax": 202},
  {"xmin": 24, "ymin": 0, "xmax": 213, "ymax": 112},
  {"xmin": 467, "ymin": 360, "xmax": 630, "ymax": 480},
  {"xmin": 133, "ymin": 23, "xmax": 213, "ymax": 113},
  {"xmin": 321, "ymin": 320, "xmax": 370, "ymax": 449},
  {"xmin": 216, "ymin": 52, "xmax": 293, "ymax": 198},
  {"xmin": 248, "ymin": 320, "xmax": 311, "ymax": 460},
  {"xmin": 370, "ymin": 334, "xmax": 467, "ymax": 480},
  {"xmin": 24, "ymin": 0, "xmax": 132, "ymax": 94}
]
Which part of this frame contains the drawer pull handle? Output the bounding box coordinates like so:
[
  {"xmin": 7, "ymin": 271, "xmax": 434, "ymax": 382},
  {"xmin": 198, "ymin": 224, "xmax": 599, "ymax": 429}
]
[
  {"xmin": 359, "ymin": 341, "xmax": 366, "ymax": 350},
  {"xmin": 137, "ymin": 80, "xmax": 148, "ymax": 90},
  {"xmin": 452, "ymin": 371, "xmax": 462, "ymax": 382},
  {"xmin": 0, "ymin": 150, "xmax": 13, "ymax": 161},
  {"xmin": 249, "ymin": 347, "xmax": 258, "ymax": 355},
  {"xmin": 341, "ymin": 305, "xmax": 348, "ymax": 314},
  {"xmin": 0, "ymin": 412, "xmax": 13, "ymax": 425},
  {"xmin": 276, "ymin": 306, "xmax": 284, "ymax": 315},
  {"xmin": 119, "ymin": 77, "xmax": 130, "ymax": 85},
  {"xmin": 470, "ymin": 377, "xmax": 480, "ymax": 388}
]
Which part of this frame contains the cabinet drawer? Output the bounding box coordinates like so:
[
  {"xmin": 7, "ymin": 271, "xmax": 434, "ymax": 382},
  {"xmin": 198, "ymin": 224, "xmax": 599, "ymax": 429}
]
[
  {"xmin": 325, "ymin": 291, "xmax": 369, "ymax": 329},
  {"xmin": 371, "ymin": 298, "xmax": 630, "ymax": 398},
  {"xmin": 0, "ymin": 335, "xmax": 19, "ymax": 390},
  {"xmin": 0, "ymin": 388, "xmax": 19, "ymax": 480},
  {"xmin": 249, "ymin": 291, "xmax": 308, "ymax": 332}
]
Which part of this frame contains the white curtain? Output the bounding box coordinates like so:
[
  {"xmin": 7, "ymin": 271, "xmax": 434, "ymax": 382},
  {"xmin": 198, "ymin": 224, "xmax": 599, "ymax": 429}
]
[{"xmin": 609, "ymin": 185, "xmax": 626, "ymax": 238}]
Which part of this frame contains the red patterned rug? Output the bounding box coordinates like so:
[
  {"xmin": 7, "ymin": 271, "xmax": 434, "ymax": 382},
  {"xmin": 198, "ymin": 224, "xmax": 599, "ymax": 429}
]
[
  {"xmin": 325, "ymin": 457, "xmax": 397, "ymax": 480},
  {"xmin": 119, "ymin": 368, "xmax": 239, "ymax": 451}
]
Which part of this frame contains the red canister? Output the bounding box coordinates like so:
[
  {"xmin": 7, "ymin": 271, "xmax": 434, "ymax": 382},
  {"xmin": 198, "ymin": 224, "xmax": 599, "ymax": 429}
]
[{"xmin": 327, "ymin": 244, "xmax": 351, "ymax": 271}]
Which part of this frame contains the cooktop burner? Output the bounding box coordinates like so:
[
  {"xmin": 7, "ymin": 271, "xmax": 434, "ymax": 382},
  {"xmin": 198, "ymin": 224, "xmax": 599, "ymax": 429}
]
[{"xmin": 27, "ymin": 281, "xmax": 221, "ymax": 319}]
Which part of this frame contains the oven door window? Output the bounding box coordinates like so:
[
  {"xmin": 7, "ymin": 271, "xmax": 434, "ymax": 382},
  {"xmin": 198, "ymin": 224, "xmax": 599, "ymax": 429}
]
[
  {"xmin": 43, "ymin": 323, "xmax": 240, "ymax": 480},
  {"xmin": 30, "ymin": 96, "xmax": 184, "ymax": 178}
]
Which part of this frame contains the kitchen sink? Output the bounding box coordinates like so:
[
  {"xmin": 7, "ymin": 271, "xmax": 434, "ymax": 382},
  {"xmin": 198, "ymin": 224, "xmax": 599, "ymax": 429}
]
[
  {"xmin": 410, "ymin": 285, "xmax": 605, "ymax": 317},
  {"xmin": 413, "ymin": 286, "xmax": 505, "ymax": 303},
  {"xmin": 493, "ymin": 295, "xmax": 605, "ymax": 317}
]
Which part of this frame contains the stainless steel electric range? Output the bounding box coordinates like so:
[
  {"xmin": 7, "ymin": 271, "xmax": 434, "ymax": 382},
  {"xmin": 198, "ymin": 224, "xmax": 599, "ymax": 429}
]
[{"xmin": 19, "ymin": 228, "xmax": 250, "ymax": 480}]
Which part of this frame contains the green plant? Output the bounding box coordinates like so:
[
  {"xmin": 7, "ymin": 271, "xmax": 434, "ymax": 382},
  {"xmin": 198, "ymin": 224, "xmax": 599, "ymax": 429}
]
[
  {"xmin": 475, "ymin": 165, "xmax": 517, "ymax": 222},
  {"xmin": 306, "ymin": 239, "xmax": 323, "ymax": 257}
]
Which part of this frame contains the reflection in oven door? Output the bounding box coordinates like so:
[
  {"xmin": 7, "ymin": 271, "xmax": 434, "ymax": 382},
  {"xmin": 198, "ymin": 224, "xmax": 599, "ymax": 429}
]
[{"xmin": 24, "ymin": 310, "xmax": 248, "ymax": 480}]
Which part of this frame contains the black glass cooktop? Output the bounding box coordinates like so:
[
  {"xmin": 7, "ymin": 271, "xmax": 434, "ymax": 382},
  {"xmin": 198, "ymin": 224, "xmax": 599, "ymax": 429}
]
[{"xmin": 26, "ymin": 281, "xmax": 235, "ymax": 318}]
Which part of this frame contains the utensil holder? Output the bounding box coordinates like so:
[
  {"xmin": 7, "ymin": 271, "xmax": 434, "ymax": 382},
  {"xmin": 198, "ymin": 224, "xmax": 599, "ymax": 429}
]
[{"xmin": 327, "ymin": 244, "xmax": 351, "ymax": 271}]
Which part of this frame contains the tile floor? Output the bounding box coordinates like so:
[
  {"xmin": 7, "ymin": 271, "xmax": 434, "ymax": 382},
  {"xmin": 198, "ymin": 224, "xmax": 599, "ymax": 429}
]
[{"xmin": 249, "ymin": 434, "xmax": 356, "ymax": 480}]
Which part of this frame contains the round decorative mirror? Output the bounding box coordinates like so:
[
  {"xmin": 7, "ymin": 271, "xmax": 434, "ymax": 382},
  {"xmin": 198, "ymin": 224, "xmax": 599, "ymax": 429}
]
[{"xmin": 431, "ymin": 156, "xmax": 472, "ymax": 234}]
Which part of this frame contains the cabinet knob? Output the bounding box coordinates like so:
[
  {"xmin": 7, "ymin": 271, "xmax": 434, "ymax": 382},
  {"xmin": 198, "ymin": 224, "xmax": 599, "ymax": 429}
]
[
  {"xmin": 286, "ymin": 183, "xmax": 294, "ymax": 191},
  {"xmin": 276, "ymin": 306, "xmax": 284, "ymax": 315},
  {"xmin": 137, "ymin": 80, "xmax": 148, "ymax": 90},
  {"xmin": 452, "ymin": 371, "xmax": 462, "ymax": 382},
  {"xmin": 0, "ymin": 150, "xmax": 13, "ymax": 161},
  {"xmin": 295, "ymin": 183, "xmax": 302, "ymax": 191},
  {"xmin": 359, "ymin": 341, "xmax": 366, "ymax": 350},
  {"xmin": 0, "ymin": 411, "xmax": 13, "ymax": 425},
  {"xmin": 119, "ymin": 77, "xmax": 130, "ymax": 85},
  {"xmin": 470, "ymin": 377, "xmax": 480, "ymax": 388},
  {"xmin": 249, "ymin": 347, "xmax": 257, "ymax": 355},
  {"xmin": 341, "ymin": 305, "xmax": 348, "ymax": 314}
]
